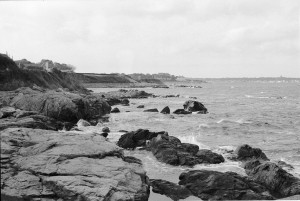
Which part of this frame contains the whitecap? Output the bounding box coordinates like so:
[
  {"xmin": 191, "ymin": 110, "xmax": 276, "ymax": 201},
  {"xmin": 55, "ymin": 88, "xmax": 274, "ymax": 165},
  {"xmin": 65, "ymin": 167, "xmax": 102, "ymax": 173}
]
[
  {"xmin": 245, "ymin": 95, "xmax": 254, "ymax": 98},
  {"xmin": 198, "ymin": 123, "xmax": 210, "ymax": 129},
  {"xmin": 178, "ymin": 135, "xmax": 210, "ymax": 149}
]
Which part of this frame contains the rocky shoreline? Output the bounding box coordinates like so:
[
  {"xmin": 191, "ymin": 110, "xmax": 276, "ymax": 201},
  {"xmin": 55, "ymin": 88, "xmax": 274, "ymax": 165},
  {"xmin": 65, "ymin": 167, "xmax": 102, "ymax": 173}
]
[{"xmin": 1, "ymin": 87, "xmax": 299, "ymax": 201}]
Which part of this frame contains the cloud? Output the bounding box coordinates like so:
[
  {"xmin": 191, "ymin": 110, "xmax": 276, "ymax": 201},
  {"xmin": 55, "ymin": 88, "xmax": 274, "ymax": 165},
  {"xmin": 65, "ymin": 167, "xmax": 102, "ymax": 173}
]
[{"xmin": 0, "ymin": 0, "xmax": 299, "ymax": 77}]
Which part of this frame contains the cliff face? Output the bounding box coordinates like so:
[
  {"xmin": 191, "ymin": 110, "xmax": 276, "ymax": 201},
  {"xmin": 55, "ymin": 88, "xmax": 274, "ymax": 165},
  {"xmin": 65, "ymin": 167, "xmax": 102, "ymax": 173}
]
[{"xmin": 0, "ymin": 54, "xmax": 87, "ymax": 92}]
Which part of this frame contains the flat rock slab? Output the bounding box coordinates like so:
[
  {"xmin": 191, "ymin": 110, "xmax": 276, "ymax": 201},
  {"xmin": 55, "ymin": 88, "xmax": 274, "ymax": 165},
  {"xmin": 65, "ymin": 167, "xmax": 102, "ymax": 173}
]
[{"xmin": 1, "ymin": 128, "xmax": 150, "ymax": 201}]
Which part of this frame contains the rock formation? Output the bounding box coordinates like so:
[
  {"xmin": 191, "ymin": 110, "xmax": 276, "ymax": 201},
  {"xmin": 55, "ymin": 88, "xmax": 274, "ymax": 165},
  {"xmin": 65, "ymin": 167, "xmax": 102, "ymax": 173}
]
[{"xmin": 1, "ymin": 128, "xmax": 150, "ymax": 200}]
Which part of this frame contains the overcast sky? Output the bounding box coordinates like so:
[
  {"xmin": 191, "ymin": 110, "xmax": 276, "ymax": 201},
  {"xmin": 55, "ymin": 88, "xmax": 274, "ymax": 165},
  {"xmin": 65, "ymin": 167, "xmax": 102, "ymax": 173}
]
[{"xmin": 0, "ymin": 0, "xmax": 299, "ymax": 78}]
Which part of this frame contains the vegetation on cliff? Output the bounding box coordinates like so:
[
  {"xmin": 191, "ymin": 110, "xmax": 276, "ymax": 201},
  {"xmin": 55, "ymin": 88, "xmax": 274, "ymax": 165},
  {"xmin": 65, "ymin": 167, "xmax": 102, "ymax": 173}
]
[{"xmin": 0, "ymin": 54, "xmax": 87, "ymax": 92}]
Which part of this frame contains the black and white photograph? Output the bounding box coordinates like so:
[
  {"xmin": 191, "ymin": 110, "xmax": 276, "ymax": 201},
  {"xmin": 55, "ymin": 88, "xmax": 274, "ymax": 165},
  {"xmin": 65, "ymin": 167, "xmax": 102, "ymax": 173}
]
[{"xmin": 0, "ymin": 0, "xmax": 299, "ymax": 200}]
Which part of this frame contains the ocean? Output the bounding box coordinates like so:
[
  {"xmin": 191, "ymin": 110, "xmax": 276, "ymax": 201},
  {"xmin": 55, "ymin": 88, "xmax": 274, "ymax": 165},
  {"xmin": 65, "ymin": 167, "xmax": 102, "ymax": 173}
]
[{"xmin": 91, "ymin": 79, "xmax": 300, "ymax": 200}]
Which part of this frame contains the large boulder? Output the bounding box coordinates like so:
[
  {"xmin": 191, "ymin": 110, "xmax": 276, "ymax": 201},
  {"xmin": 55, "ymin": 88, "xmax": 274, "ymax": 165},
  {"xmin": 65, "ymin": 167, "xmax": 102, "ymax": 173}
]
[
  {"xmin": 9, "ymin": 88, "xmax": 111, "ymax": 123},
  {"xmin": 147, "ymin": 135, "xmax": 225, "ymax": 166},
  {"xmin": 183, "ymin": 100, "xmax": 207, "ymax": 113},
  {"xmin": 245, "ymin": 161, "xmax": 300, "ymax": 198},
  {"xmin": 1, "ymin": 128, "xmax": 150, "ymax": 201},
  {"xmin": 179, "ymin": 170, "xmax": 273, "ymax": 200}
]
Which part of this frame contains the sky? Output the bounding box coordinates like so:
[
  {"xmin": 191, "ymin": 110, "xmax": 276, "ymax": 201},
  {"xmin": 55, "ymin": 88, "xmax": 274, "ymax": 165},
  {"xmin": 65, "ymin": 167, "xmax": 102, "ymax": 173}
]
[{"xmin": 0, "ymin": 0, "xmax": 299, "ymax": 78}]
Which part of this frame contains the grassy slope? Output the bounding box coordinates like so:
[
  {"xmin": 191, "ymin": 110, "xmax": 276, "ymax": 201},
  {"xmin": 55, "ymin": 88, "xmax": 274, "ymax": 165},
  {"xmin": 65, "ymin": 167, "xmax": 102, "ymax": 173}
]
[{"xmin": 0, "ymin": 54, "xmax": 88, "ymax": 92}]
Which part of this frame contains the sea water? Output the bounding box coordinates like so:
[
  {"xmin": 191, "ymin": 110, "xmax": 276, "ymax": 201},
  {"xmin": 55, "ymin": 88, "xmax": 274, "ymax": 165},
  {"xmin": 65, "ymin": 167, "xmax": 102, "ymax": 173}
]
[{"xmin": 91, "ymin": 79, "xmax": 300, "ymax": 200}]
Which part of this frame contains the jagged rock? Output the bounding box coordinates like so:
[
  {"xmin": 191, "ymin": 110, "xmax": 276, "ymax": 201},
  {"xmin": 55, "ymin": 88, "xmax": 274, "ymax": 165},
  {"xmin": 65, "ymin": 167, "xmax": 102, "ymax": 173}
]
[
  {"xmin": 0, "ymin": 106, "xmax": 16, "ymax": 118},
  {"xmin": 137, "ymin": 105, "xmax": 145, "ymax": 108},
  {"xmin": 147, "ymin": 135, "xmax": 224, "ymax": 166},
  {"xmin": 235, "ymin": 144, "xmax": 269, "ymax": 161},
  {"xmin": 245, "ymin": 161, "xmax": 300, "ymax": 198},
  {"xmin": 102, "ymin": 126, "xmax": 110, "ymax": 133},
  {"xmin": 9, "ymin": 88, "xmax": 111, "ymax": 123},
  {"xmin": 144, "ymin": 108, "xmax": 159, "ymax": 112},
  {"xmin": 117, "ymin": 129, "xmax": 166, "ymax": 149},
  {"xmin": 77, "ymin": 119, "xmax": 91, "ymax": 128},
  {"xmin": 1, "ymin": 128, "xmax": 150, "ymax": 201},
  {"xmin": 160, "ymin": 106, "xmax": 170, "ymax": 114},
  {"xmin": 111, "ymin": 107, "xmax": 120, "ymax": 113},
  {"xmin": 150, "ymin": 179, "xmax": 192, "ymax": 201},
  {"xmin": 183, "ymin": 100, "xmax": 208, "ymax": 113},
  {"xmin": 173, "ymin": 109, "xmax": 192, "ymax": 114},
  {"xmin": 179, "ymin": 170, "xmax": 274, "ymax": 200}
]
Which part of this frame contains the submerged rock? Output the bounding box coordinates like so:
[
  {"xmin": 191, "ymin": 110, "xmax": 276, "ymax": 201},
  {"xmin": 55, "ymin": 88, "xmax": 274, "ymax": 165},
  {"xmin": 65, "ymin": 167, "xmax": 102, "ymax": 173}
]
[
  {"xmin": 173, "ymin": 109, "xmax": 192, "ymax": 114},
  {"xmin": 102, "ymin": 126, "xmax": 110, "ymax": 133},
  {"xmin": 1, "ymin": 128, "xmax": 150, "ymax": 200},
  {"xmin": 183, "ymin": 100, "xmax": 207, "ymax": 113},
  {"xmin": 179, "ymin": 170, "xmax": 274, "ymax": 200},
  {"xmin": 160, "ymin": 106, "xmax": 170, "ymax": 114},
  {"xmin": 144, "ymin": 108, "xmax": 159, "ymax": 112},
  {"xmin": 137, "ymin": 105, "xmax": 145, "ymax": 108}
]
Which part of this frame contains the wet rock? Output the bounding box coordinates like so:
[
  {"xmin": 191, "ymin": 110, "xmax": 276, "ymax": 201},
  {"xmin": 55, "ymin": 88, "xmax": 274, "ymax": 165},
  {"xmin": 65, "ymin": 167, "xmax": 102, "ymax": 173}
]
[
  {"xmin": 137, "ymin": 105, "xmax": 144, "ymax": 108},
  {"xmin": 179, "ymin": 170, "xmax": 274, "ymax": 200},
  {"xmin": 150, "ymin": 179, "xmax": 192, "ymax": 201},
  {"xmin": 235, "ymin": 144, "xmax": 269, "ymax": 161},
  {"xmin": 160, "ymin": 106, "xmax": 170, "ymax": 114},
  {"xmin": 102, "ymin": 126, "xmax": 110, "ymax": 132},
  {"xmin": 148, "ymin": 135, "xmax": 224, "ymax": 166},
  {"xmin": 117, "ymin": 129, "xmax": 166, "ymax": 149},
  {"xmin": 183, "ymin": 100, "xmax": 207, "ymax": 113},
  {"xmin": 173, "ymin": 109, "xmax": 192, "ymax": 114},
  {"xmin": 1, "ymin": 128, "xmax": 150, "ymax": 201},
  {"xmin": 245, "ymin": 161, "xmax": 300, "ymax": 198},
  {"xmin": 196, "ymin": 149, "xmax": 225, "ymax": 164},
  {"xmin": 144, "ymin": 108, "xmax": 159, "ymax": 112},
  {"xmin": 100, "ymin": 132, "xmax": 108, "ymax": 138},
  {"xmin": 76, "ymin": 119, "xmax": 91, "ymax": 128},
  {"xmin": 111, "ymin": 107, "xmax": 120, "ymax": 113}
]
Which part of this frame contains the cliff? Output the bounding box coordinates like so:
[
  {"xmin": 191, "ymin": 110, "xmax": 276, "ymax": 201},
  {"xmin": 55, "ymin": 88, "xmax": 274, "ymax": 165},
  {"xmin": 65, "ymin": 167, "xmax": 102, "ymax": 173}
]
[{"xmin": 0, "ymin": 54, "xmax": 87, "ymax": 92}]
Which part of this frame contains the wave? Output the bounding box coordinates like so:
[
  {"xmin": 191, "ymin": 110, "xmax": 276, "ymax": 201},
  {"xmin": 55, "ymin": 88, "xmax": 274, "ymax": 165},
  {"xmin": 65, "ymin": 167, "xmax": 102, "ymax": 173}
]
[
  {"xmin": 217, "ymin": 118, "xmax": 251, "ymax": 124},
  {"xmin": 178, "ymin": 135, "xmax": 210, "ymax": 149}
]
